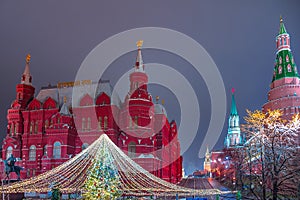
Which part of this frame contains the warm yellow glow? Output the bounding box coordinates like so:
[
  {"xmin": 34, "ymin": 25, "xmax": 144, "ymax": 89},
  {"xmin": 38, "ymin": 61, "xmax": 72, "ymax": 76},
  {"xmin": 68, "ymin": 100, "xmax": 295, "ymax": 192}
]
[
  {"xmin": 26, "ymin": 54, "xmax": 31, "ymax": 64},
  {"xmin": 136, "ymin": 40, "xmax": 143, "ymax": 48}
]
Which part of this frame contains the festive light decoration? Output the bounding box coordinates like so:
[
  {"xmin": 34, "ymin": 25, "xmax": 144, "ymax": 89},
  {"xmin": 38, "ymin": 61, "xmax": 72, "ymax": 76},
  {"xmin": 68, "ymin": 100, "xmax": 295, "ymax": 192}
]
[
  {"xmin": 83, "ymin": 139, "xmax": 122, "ymax": 199},
  {"xmin": 0, "ymin": 134, "xmax": 234, "ymax": 197}
]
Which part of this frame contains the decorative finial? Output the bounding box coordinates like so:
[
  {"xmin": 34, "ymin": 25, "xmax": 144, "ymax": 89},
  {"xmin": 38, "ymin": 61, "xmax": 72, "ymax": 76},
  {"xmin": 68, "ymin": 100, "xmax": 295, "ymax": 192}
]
[
  {"xmin": 155, "ymin": 96, "xmax": 159, "ymax": 103},
  {"xmin": 231, "ymin": 88, "xmax": 235, "ymax": 94},
  {"xmin": 280, "ymin": 15, "xmax": 283, "ymax": 23},
  {"xmin": 26, "ymin": 54, "xmax": 31, "ymax": 64},
  {"xmin": 63, "ymin": 96, "xmax": 67, "ymax": 103},
  {"xmin": 136, "ymin": 40, "xmax": 143, "ymax": 48}
]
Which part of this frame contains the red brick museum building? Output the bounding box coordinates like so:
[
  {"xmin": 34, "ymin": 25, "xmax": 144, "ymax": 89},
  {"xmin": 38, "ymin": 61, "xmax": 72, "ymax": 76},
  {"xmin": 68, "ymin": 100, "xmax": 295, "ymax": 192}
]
[{"xmin": 1, "ymin": 44, "xmax": 183, "ymax": 183}]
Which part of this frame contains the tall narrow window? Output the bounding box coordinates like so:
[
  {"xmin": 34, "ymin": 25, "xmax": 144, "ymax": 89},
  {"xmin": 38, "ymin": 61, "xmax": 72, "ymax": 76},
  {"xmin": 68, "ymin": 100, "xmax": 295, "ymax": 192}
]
[
  {"xmin": 278, "ymin": 66, "xmax": 282, "ymax": 74},
  {"xmin": 129, "ymin": 117, "xmax": 132, "ymax": 129},
  {"xmin": 82, "ymin": 118, "xmax": 86, "ymax": 131},
  {"xmin": 14, "ymin": 123, "xmax": 17, "ymax": 135},
  {"xmin": 6, "ymin": 146, "xmax": 13, "ymax": 159},
  {"xmin": 279, "ymin": 56, "xmax": 282, "ymax": 64},
  {"xmin": 134, "ymin": 116, "xmax": 138, "ymax": 128},
  {"xmin": 287, "ymin": 64, "xmax": 292, "ymax": 72},
  {"xmin": 57, "ymin": 117, "xmax": 60, "ymax": 124},
  {"xmin": 128, "ymin": 142, "xmax": 136, "ymax": 158},
  {"xmin": 286, "ymin": 55, "xmax": 289, "ymax": 62},
  {"xmin": 29, "ymin": 145, "xmax": 36, "ymax": 161},
  {"xmin": 87, "ymin": 117, "xmax": 91, "ymax": 131},
  {"xmin": 53, "ymin": 141, "xmax": 61, "ymax": 159},
  {"xmin": 35, "ymin": 121, "xmax": 38, "ymax": 134},
  {"xmin": 104, "ymin": 116, "xmax": 108, "ymax": 130},
  {"xmin": 9, "ymin": 124, "xmax": 13, "ymax": 135},
  {"xmin": 98, "ymin": 117, "xmax": 102, "ymax": 130},
  {"xmin": 43, "ymin": 145, "xmax": 48, "ymax": 156},
  {"xmin": 45, "ymin": 120, "xmax": 49, "ymax": 129},
  {"xmin": 30, "ymin": 121, "xmax": 34, "ymax": 134}
]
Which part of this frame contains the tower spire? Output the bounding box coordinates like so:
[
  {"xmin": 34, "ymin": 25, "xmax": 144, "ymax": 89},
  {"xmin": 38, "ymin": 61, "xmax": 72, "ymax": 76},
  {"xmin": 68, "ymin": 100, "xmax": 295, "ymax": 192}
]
[
  {"xmin": 272, "ymin": 17, "xmax": 299, "ymax": 82},
  {"xmin": 21, "ymin": 54, "xmax": 32, "ymax": 85},
  {"xmin": 230, "ymin": 88, "xmax": 238, "ymax": 115},
  {"xmin": 135, "ymin": 40, "xmax": 145, "ymax": 72},
  {"xmin": 279, "ymin": 16, "xmax": 287, "ymax": 35},
  {"xmin": 224, "ymin": 88, "xmax": 242, "ymax": 148}
]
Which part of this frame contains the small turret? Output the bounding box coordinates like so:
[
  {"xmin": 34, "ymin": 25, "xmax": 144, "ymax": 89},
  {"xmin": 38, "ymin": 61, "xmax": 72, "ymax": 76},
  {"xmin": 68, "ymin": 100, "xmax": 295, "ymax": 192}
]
[
  {"xmin": 135, "ymin": 40, "xmax": 145, "ymax": 72},
  {"xmin": 21, "ymin": 54, "xmax": 33, "ymax": 85}
]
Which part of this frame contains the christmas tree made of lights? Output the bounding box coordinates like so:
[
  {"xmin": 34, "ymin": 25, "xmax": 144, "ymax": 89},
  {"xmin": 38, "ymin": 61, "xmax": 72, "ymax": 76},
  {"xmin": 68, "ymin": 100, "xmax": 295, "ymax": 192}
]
[{"xmin": 83, "ymin": 139, "xmax": 122, "ymax": 200}]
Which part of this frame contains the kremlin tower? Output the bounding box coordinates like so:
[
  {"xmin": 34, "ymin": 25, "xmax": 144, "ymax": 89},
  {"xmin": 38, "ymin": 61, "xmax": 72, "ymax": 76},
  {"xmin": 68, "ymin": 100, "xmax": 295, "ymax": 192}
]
[
  {"xmin": 224, "ymin": 89, "xmax": 243, "ymax": 148},
  {"xmin": 263, "ymin": 17, "xmax": 300, "ymax": 119}
]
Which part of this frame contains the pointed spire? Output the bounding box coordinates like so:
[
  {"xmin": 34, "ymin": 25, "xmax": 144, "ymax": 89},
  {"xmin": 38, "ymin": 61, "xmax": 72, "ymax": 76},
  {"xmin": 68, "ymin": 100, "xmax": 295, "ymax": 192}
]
[
  {"xmin": 134, "ymin": 40, "xmax": 145, "ymax": 72},
  {"xmin": 21, "ymin": 54, "xmax": 32, "ymax": 85},
  {"xmin": 205, "ymin": 146, "xmax": 210, "ymax": 156},
  {"xmin": 273, "ymin": 17, "xmax": 299, "ymax": 82},
  {"xmin": 279, "ymin": 16, "xmax": 287, "ymax": 35},
  {"xmin": 230, "ymin": 88, "xmax": 238, "ymax": 116},
  {"xmin": 60, "ymin": 96, "xmax": 71, "ymax": 116}
]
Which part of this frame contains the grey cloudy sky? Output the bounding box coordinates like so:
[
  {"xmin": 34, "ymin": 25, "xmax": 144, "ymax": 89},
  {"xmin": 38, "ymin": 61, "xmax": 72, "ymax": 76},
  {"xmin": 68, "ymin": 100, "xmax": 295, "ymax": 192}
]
[{"xmin": 0, "ymin": 1, "xmax": 300, "ymax": 174}]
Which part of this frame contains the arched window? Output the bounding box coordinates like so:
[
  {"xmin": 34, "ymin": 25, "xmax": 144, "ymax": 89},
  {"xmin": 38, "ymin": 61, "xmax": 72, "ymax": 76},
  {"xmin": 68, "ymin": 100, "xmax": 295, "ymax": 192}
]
[
  {"xmin": 6, "ymin": 146, "xmax": 13, "ymax": 159},
  {"xmin": 53, "ymin": 141, "xmax": 61, "ymax": 159},
  {"xmin": 57, "ymin": 117, "xmax": 60, "ymax": 124},
  {"xmin": 286, "ymin": 55, "xmax": 289, "ymax": 62},
  {"xmin": 287, "ymin": 64, "xmax": 292, "ymax": 72},
  {"xmin": 128, "ymin": 142, "xmax": 136, "ymax": 158},
  {"xmin": 98, "ymin": 117, "xmax": 102, "ymax": 130},
  {"xmin": 29, "ymin": 145, "xmax": 36, "ymax": 161},
  {"xmin": 278, "ymin": 66, "xmax": 282, "ymax": 74},
  {"xmin": 35, "ymin": 121, "xmax": 38, "ymax": 134},
  {"xmin": 43, "ymin": 145, "xmax": 48, "ymax": 156},
  {"xmin": 30, "ymin": 121, "xmax": 34, "ymax": 134},
  {"xmin": 279, "ymin": 56, "xmax": 282, "ymax": 64},
  {"xmin": 82, "ymin": 143, "xmax": 89, "ymax": 150},
  {"xmin": 82, "ymin": 118, "xmax": 86, "ymax": 131},
  {"xmin": 104, "ymin": 116, "xmax": 108, "ymax": 130},
  {"xmin": 87, "ymin": 117, "xmax": 91, "ymax": 131}
]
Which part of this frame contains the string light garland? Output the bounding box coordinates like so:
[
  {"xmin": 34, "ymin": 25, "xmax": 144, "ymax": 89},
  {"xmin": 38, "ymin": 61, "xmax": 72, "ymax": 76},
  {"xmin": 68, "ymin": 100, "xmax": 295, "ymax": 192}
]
[{"xmin": 0, "ymin": 134, "xmax": 235, "ymax": 197}]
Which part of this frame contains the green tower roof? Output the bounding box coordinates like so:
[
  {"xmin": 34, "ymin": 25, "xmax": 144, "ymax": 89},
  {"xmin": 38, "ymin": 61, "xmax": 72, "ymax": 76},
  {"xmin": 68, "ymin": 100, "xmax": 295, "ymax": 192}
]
[
  {"xmin": 272, "ymin": 17, "xmax": 299, "ymax": 82},
  {"xmin": 230, "ymin": 88, "xmax": 238, "ymax": 116},
  {"xmin": 272, "ymin": 50, "xmax": 299, "ymax": 82},
  {"xmin": 279, "ymin": 16, "xmax": 287, "ymax": 34}
]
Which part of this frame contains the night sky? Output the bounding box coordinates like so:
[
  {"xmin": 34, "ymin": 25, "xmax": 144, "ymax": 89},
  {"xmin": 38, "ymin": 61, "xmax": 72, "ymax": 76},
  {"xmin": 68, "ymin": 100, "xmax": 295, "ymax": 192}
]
[{"xmin": 0, "ymin": 1, "xmax": 300, "ymax": 174}]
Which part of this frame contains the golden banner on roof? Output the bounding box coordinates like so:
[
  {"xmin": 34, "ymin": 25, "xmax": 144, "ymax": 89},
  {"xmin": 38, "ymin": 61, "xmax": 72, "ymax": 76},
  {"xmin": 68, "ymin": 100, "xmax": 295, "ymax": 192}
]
[{"xmin": 57, "ymin": 80, "xmax": 92, "ymax": 88}]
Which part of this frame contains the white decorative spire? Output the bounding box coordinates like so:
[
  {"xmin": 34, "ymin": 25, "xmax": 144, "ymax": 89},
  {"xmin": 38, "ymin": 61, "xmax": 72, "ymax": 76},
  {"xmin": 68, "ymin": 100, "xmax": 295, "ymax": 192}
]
[
  {"xmin": 21, "ymin": 54, "xmax": 32, "ymax": 85},
  {"xmin": 135, "ymin": 40, "xmax": 145, "ymax": 72}
]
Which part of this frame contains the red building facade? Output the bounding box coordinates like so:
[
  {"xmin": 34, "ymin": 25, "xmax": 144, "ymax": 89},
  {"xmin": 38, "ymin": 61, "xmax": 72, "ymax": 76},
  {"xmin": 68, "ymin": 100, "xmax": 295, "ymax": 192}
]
[{"xmin": 1, "ymin": 44, "xmax": 182, "ymax": 183}]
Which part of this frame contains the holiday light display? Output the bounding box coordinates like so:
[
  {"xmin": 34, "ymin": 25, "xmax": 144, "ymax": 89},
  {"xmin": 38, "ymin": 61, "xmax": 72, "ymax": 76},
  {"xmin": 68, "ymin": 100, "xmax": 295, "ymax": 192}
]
[
  {"xmin": 0, "ymin": 134, "xmax": 234, "ymax": 197},
  {"xmin": 83, "ymin": 139, "xmax": 122, "ymax": 199}
]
